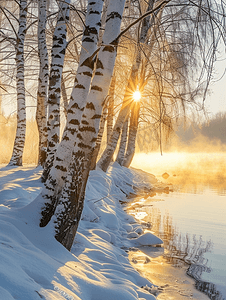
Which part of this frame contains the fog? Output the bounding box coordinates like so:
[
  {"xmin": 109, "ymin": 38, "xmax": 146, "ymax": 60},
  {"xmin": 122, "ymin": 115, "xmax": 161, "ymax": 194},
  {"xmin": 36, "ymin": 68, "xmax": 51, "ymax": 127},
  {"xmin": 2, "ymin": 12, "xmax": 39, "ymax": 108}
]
[
  {"xmin": 1, "ymin": 116, "xmax": 226, "ymax": 195},
  {"xmin": 131, "ymin": 151, "xmax": 226, "ymax": 194},
  {"xmin": 0, "ymin": 116, "xmax": 38, "ymax": 165}
]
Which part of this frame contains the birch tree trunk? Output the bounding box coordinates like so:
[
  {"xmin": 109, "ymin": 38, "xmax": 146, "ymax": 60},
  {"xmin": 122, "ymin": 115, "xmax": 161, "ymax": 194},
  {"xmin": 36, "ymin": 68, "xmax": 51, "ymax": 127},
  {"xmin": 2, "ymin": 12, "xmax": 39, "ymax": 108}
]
[
  {"xmin": 90, "ymin": 75, "xmax": 116, "ymax": 170},
  {"xmin": 9, "ymin": 0, "xmax": 27, "ymax": 166},
  {"xmin": 90, "ymin": 101, "xmax": 108, "ymax": 170},
  {"xmin": 107, "ymin": 75, "xmax": 115, "ymax": 143},
  {"xmin": 97, "ymin": 0, "xmax": 156, "ymax": 172},
  {"xmin": 36, "ymin": 0, "xmax": 49, "ymax": 166},
  {"xmin": 40, "ymin": 0, "xmax": 104, "ymax": 227},
  {"xmin": 122, "ymin": 102, "xmax": 140, "ymax": 167},
  {"xmin": 61, "ymin": 75, "xmax": 68, "ymax": 117},
  {"xmin": 115, "ymin": 114, "xmax": 129, "ymax": 165},
  {"xmin": 42, "ymin": 0, "xmax": 71, "ymax": 180},
  {"xmin": 53, "ymin": 0, "xmax": 126, "ymax": 250},
  {"xmin": 96, "ymin": 64, "xmax": 138, "ymax": 172}
]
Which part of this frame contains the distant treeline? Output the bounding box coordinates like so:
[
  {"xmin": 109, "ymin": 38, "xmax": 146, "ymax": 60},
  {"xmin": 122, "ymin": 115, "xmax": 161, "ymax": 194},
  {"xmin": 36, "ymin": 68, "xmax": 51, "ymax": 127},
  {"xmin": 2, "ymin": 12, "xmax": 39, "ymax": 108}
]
[{"xmin": 177, "ymin": 112, "xmax": 226, "ymax": 144}]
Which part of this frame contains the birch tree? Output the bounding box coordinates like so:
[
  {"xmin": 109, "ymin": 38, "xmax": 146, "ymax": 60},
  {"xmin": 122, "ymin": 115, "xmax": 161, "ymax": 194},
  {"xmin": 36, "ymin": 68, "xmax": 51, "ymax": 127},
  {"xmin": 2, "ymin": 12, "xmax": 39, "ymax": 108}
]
[
  {"xmin": 39, "ymin": 0, "xmax": 105, "ymax": 228},
  {"xmin": 42, "ymin": 0, "xmax": 71, "ymax": 179},
  {"xmin": 41, "ymin": 0, "xmax": 104, "ymax": 183},
  {"xmin": 36, "ymin": 0, "xmax": 49, "ymax": 166},
  {"xmin": 122, "ymin": 101, "xmax": 140, "ymax": 167},
  {"xmin": 45, "ymin": 0, "xmax": 127, "ymax": 250},
  {"xmin": 115, "ymin": 114, "xmax": 129, "ymax": 165},
  {"xmin": 9, "ymin": 0, "xmax": 27, "ymax": 166},
  {"xmin": 90, "ymin": 100, "xmax": 108, "ymax": 170},
  {"xmin": 107, "ymin": 75, "xmax": 116, "ymax": 142},
  {"xmin": 97, "ymin": 0, "xmax": 155, "ymax": 172}
]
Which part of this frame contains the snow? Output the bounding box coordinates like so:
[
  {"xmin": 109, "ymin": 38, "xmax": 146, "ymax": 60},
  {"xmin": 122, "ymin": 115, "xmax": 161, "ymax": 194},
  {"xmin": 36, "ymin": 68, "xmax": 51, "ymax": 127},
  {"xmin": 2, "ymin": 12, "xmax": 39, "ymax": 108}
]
[{"xmin": 0, "ymin": 163, "xmax": 163, "ymax": 300}]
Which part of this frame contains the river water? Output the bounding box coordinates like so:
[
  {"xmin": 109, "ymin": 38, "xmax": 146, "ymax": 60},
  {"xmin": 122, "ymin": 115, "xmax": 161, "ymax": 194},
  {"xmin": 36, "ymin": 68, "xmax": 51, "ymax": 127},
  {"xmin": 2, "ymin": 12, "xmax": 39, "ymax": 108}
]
[{"xmin": 129, "ymin": 152, "xmax": 226, "ymax": 300}]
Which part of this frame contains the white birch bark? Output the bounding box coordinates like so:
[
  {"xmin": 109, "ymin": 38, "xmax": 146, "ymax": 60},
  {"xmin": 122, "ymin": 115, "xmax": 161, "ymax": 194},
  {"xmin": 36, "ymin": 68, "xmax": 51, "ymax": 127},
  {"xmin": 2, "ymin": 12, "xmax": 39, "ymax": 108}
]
[
  {"xmin": 115, "ymin": 114, "xmax": 129, "ymax": 165},
  {"xmin": 122, "ymin": 102, "xmax": 140, "ymax": 167},
  {"xmin": 98, "ymin": 0, "xmax": 110, "ymax": 44},
  {"xmin": 36, "ymin": 0, "xmax": 49, "ymax": 166},
  {"xmin": 53, "ymin": 0, "xmax": 126, "ymax": 250},
  {"xmin": 43, "ymin": 0, "xmax": 71, "ymax": 179},
  {"xmin": 51, "ymin": 0, "xmax": 104, "ymax": 178},
  {"xmin": 9, "ymin": 0, "xmax": 27, "ymax": 166},
  {"xmin": 40, "ymin": 0, "xmax": 104, "ymax": 227},
  {"xmin": 90, "ymin": 100, "xmax": 108, "ymax": 170},
  {"xmin": 61, "ymin": 75, "xmax": 68, "ymax": 117},
  {"xmin": 107, "ymin": 75, "xmax": 115, "ymax": 143}
]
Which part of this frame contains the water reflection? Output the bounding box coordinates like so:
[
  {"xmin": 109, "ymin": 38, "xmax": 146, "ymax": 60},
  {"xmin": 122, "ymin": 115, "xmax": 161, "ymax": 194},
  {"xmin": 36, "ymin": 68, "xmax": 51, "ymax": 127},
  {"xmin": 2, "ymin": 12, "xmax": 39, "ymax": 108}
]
[{"xmin": 127, "ymin": 196, "xmax": 224, "ymax": 300}]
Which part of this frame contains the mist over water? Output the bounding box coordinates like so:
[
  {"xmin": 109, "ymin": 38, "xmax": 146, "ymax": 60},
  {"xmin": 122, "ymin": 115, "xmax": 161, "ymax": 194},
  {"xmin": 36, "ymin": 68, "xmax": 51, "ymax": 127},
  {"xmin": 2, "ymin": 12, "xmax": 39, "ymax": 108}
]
[
  {"xmin": 130, "ymin": 152, "xmax": 226, "ymax": 299},
  {"xmin": 132, "ymin": 152, "xmax": 226, "ymax": 194}
]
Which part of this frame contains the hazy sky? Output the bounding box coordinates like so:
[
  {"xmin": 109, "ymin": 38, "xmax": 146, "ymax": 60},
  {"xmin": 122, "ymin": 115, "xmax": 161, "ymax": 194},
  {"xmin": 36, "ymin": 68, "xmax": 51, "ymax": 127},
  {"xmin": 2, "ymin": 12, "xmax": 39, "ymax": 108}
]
[
  {"xmin": 204, "ymin": 53, "xmax": 226, "ymax": 116},
  {"xmin": 1, "ymin": 52, "xmax": 225, "ymax": 120}
]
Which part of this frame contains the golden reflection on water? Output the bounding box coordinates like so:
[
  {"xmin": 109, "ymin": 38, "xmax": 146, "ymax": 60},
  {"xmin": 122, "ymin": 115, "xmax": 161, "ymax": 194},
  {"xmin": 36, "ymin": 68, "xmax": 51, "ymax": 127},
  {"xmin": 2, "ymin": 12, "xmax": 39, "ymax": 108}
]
[
  {"xmin": 128, "ymin": 152, "xmax": 226, "ymax": 299},
  {"xmin": 127, "ymin": 196, "xmax": 214, "ymax": 300},
  {"xmin": 131, "ymin": 152, "xmax": 226, "ymax": 195}
]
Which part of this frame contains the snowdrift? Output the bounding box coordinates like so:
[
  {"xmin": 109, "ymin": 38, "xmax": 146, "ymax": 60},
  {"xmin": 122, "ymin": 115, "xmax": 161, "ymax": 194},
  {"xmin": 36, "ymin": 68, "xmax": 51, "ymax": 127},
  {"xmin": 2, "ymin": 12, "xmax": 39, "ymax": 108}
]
[{"xmin": 0, "ymin": 162, "xmax": 163, "ymax": 300}]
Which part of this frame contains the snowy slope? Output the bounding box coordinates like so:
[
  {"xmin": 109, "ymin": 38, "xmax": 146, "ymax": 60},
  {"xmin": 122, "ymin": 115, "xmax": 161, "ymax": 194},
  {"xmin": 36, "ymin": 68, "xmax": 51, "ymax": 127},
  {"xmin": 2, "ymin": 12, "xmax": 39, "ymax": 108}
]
[{"xmin": 0, "ymin": 163, "xmax": 163, "ymax": 300}]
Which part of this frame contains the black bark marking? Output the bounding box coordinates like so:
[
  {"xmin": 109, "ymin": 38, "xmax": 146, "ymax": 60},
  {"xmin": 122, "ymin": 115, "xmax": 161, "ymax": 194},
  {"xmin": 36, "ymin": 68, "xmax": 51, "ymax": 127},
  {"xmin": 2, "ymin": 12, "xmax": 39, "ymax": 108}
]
[
  {"xmin": 91, "ymin": 114, "xmax": 101, "ymax": 119},
  {"xmin": 81, "ymin": 57, "xmax": 95, "ymax": 69},
  {"xmin": 77, "ymin": 133, "xmax": 83, "ymax": 140},
  {"xmin": 89, "ymin": 10, "xmax": 100, "ymax": 15},
  {"xmin": 80, "ymin": 126, "xmax": 95, "ymax": 132},
  {"xmin": 55, "ymin": 165, "xmax": 67, "ymax": 172},
  {"xmin": 84, "ymin": 26, "xmax": 98, "ymax": 36},
  {"xmin": 83, "ymin": 37, "xmax": 95, "ymax": 43},
  {"xmin": 71, "ymin": 102, "xmax": 79, "ymax": 109},
  {"xmin": 69, "ymin": 119, "xmax": 79, "ymax": 125},
  {"xmin": 67, "ymin": 109, "xmax": 74, "ymax": 114},
  {"xmin": 58, "ymin": 17, "xmax": 65, "ymax": 22},
  {"xmin": 78, "ymin": 142, "xmax": 92, "ymax": 149},
  {"xmin": 96, "ymin": 58, "xmax": 103, "ymax": 69},
  {"xmin": 62, "ymin": 135, "xmax": 70, "ymax": 141},
  {"xmin": 106, "ymin": 12, "xmax": 122, "ymax": 23},
  {"xmin": 86, "ymin": 102, "xmax": 95, "ymax": 110},
  {"xmin": 52, "ymin": 134, "xmax": 58, "ymax": 143},
  {"xmin": 68, "ymin": 127, "xmax": 77, "ymax": 135},
  {"xmin": 49, "ymin": 141, "xmax": 56, "ymax": 147},
  {"xmin": 91, "ymin": 85, "xmax": 102, "ymax": 92},
  {"xmin": 56, "ymin": 157, "xmax": 63, "ymax": 161},
  {"xmin": 103, "ymin": 45, "xmax": 114, "ymax": 52},
  {"xmin": 95, "ymin": 71, "xmax": 103, "ymax": 76},
  {"xmin": 82, "ymin": 71, "xmax": 92, "ymax": 77},
  {"xmin": 75, "ymin": 84, "xmax": 85, "ymax": 89}
]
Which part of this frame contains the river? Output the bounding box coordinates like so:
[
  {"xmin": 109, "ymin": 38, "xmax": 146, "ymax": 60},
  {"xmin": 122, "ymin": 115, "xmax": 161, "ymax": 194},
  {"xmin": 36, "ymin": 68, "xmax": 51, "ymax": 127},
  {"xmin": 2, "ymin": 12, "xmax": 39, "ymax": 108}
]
[{"xmin": 129, "ymin": 152, "xmax": 226, "ymax": 300}]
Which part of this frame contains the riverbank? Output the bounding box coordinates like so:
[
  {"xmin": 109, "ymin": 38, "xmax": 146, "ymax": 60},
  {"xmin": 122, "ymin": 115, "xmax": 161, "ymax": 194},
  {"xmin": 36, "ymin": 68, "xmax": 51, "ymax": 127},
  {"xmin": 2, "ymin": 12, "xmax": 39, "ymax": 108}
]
[{"xmin": 0, "ymin": 163, "xmax": 167, "ymax": 300}]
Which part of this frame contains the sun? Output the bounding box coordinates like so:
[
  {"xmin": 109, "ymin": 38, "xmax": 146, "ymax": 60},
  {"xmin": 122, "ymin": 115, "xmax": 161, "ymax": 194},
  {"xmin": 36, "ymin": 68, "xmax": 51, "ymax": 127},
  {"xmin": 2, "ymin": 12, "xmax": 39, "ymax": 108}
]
[{"xmin": 133, "ymin": 90, "xmax": 141, "ymax": 102}]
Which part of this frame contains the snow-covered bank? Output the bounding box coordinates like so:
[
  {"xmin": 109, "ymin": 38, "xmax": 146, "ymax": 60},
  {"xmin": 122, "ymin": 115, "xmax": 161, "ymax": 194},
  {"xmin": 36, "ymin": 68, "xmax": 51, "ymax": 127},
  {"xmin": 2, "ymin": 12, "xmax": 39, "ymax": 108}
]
[{"xmin": 0, "ymin": 163, "xmax": 164, "ymax": 300}]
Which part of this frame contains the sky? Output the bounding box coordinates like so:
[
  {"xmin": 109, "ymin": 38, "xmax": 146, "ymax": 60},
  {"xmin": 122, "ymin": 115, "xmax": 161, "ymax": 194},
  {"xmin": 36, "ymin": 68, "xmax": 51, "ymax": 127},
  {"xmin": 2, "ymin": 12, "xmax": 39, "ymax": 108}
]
[{"xmin": 204, "ymin": 52, "xmax": 226, "ymax": 116}]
